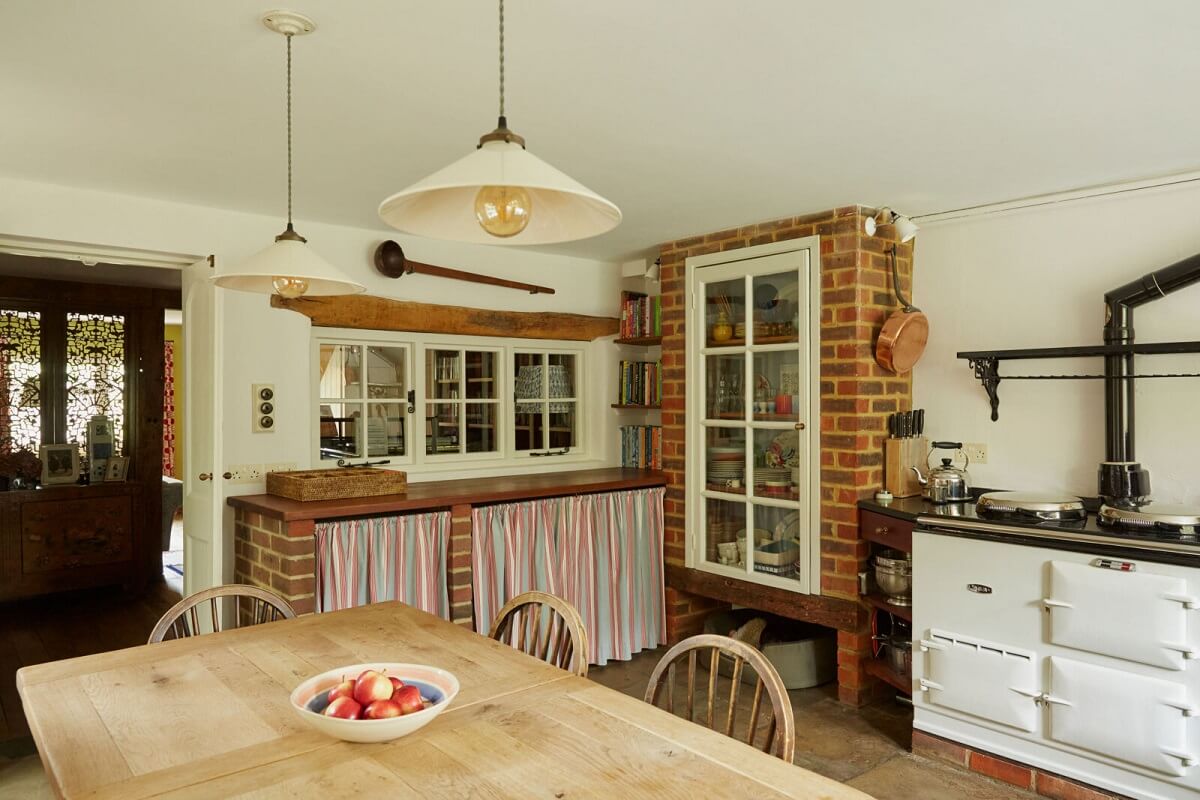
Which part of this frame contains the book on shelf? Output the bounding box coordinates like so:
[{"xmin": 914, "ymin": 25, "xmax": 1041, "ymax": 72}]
[
  {"xmin": 619, "ymin": 291, "xmax": 662, "ymax": 340},
  {"xmin": 619, "ymin": 425, "xmax": 662, "ymax": 470},
  {"xmin": 617, "ymin": 360, "xmax": 662, "ymax": 406}
]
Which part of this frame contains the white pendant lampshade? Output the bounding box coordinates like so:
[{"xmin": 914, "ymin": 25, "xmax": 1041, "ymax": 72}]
[
  {"xmin": 212, "ymin": 10, "xmax": 365, "ymax": 298},
  {"xmin": 379, "ymin": 136, "xmax": 621, "ymax": 246},
  {"xmin": 215, "ymin": 232, "xmax": 365, "ymax": 297},
  {"xmin": 378, "ymin": 0, "xmax": 620, "ymax": 246}
]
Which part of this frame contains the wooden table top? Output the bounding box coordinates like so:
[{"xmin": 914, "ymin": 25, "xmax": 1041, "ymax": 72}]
[{"xmin": 17, "ymin": 601, "xmax": 869, "ymax": 799}]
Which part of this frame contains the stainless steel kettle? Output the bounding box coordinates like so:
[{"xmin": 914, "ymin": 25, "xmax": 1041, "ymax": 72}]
[{"xmin": 911, "ymin": 441, "xmax": 971, "ymax": 503}]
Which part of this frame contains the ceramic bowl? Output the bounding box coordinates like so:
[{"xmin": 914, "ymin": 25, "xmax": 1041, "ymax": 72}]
[{"xmin": 290, "ymin": 662, "xmax": 459, "ymax": 743}]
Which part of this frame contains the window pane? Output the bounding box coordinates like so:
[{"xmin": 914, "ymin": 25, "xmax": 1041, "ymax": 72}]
[
  {"xmin": 513, "ymin": 353, "xmax": 544, "ymax": 400},
  {"xmin": 366, "ymin": 402, "xmax": 405, "ymax": 457},
  {"xmin": 705, "ymin": 353, "xmax": 744, "ymax": 420},
  {"xmin": 426, "ymin": 402, "xmax": 460, "ymax": 454},
  {"xmin": 548, "ymin": 404, "xmax": 576, "ymax": 450},
  {"xmin": 514, "ymin": 402, "xmax": 544, "ymax": 452},
  {"xmin": 465, "ymin": 403, "xmax": 497, "ymax": 453},
  {"xmin": 319, "ymin": 402, "xmax": 360, "ymax": 460},
  {"xmin": 365, "ymin": 346, "xmax": 406, "ymax": 399},
  {"xmin": 0, "ymin": 309, "xmax": 41, "ymax": 454},
  {"xmin": 705, "ymin": 277, "xmax": 745, "ymax": 345},
  {"xmin": 750, "ymin": 271, "xmax": 800, "ymax": 344},
  {"xmin": 547, "ymin": 353, "xmax": 576, "ymax": 398},
  {"xmin": 465, "ymin": 351, "xmax": 497, "ymax": 399},
  {"xmin": 704, "ymin": 497, "xmax": 746, "ymax": 570},
  {"xmin": 319, "ymin": 344, "xmax": 361, "ymax": 399},
  {"xmin": 427, "ymin": 350, "xmax": 461, "ymax": 400},
  {"xmin": 66, "ymin": 313, "xmax": 125, "ymax": 454}
]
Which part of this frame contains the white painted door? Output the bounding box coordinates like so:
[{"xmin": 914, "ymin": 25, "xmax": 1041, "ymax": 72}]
[{"xmin": 182, "ymin": 255, "xmax": 224, "ymax": 594}]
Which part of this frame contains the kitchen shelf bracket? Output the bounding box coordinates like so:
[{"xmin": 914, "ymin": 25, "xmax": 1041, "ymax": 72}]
[{"xmin": 968, "ymin": 357, "xmax": 1001, "ymax": 422}]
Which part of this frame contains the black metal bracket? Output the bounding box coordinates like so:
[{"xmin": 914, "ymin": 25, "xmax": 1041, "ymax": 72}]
[{"xmin": 967, "ymin": 357, "xmax": 1002, "ymax": 421}]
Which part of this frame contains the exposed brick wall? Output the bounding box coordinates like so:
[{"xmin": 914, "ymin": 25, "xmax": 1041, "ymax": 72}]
[
  {"xmin": 447, "ymin": 504, "xmax": 475, "ymax": 628},
  {"xmin": 658, "ymin": 205, "xmax": 914, "ymax": 705},
  {"xmin": 234, "ymin": 510, "xmax": 316, "ymax": 615}
]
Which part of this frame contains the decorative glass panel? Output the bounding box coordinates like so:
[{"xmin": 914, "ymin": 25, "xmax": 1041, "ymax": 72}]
[
  {"xmin": 66, "ymin": 313, "xmax": 125, "ymax": 452},
  {"xmin": 0, "ymin": 309, "xmax": 41, "ymax": 455},
  {"xmin": 319, "ymin": 344, "xmax": 361, "ymax": 399}
]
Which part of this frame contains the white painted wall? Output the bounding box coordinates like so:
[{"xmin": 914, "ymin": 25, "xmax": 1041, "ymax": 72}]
[
  {"xmin": 913, "ymin": 181, "xmax": 1200, "ymax": 504},
  {"xmin": 0, "ymin": 174, "xmax": 622, "ymax": 578}
]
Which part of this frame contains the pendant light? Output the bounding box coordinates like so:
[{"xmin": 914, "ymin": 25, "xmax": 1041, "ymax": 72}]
[
  {"xmin": 377, "ymin": 0, "xmax": 621, "ymax": 245},
  {"xmin": 213, "ymin": 10, "xmax": 365, "ymax": 298}
]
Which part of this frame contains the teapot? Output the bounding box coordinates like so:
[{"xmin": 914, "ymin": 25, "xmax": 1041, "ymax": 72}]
[{"xmin": 911, "ymin": 441, "xmax": 971, "ymax": 504}]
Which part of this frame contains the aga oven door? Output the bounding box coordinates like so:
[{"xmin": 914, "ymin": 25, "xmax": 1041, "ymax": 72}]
[
  {"xmin": 1044, "ymin": 560, "xmax": 1195, "ymax": 670},
  {"xmin": 919, "ymin": 629, "xmax": 1040, "ymax": 732},
  {"xmin": 1046, "ymin": 657, "xmax": 1197, "ymax": 776}
]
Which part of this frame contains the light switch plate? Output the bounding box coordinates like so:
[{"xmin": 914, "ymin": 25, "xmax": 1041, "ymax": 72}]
[{"xmin": 252, "ymin": 383, "xmax": 275, "ymax": 433}]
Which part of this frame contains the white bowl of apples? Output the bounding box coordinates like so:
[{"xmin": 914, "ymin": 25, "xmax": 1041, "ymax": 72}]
[{"xmin": 290, "ymin": 663, "xmax": 459, "ymax": 743}]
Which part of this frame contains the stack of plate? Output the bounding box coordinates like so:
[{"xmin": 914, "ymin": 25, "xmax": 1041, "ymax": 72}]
[
  {"xmin": 708, "ymin": 461, "xmax": 744, "ymax": 483},
  {"xmin": 708, "ymin": 446, "xmax": 743, "ymax": 462},
  {"xmin": 755, "ymin": 467, "xmax": 791, "ymax": 486}
]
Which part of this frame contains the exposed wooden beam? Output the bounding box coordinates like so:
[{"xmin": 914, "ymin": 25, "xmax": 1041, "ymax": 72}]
[{"xmin": 271, "ymin": 294, "xmax": 619, "ymax": 341}]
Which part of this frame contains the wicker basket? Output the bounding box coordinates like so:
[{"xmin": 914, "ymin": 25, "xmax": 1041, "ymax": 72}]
[{"xmin": 265, "ymin": 468, "xmax": 407, "ymax": 502}]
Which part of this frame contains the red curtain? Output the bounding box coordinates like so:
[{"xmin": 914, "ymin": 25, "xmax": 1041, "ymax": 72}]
[{"xmin": 162, "ymin": 341, "xmax": 176, "ymax": 477}]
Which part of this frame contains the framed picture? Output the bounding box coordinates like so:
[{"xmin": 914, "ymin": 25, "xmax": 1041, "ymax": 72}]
[
  {"xmin": 89, "ymin": 458, "xmax": 108, "ymax": 483},
  {"xmin": 105, "ymin": 456, "xmax": 129, "ymax": 482},
  {"xmin": 87, "ymin": 415, "xmax": 113, "ymax": 462},
  {"xmin": 40, "ymin": 445, "xmax": 80, "ymax": 485}
]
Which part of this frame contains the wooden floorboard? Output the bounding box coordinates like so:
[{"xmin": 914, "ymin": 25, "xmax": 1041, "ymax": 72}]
[{"xmin": 0, "ymin": 576, "xmax": 181, "ymax": 745}]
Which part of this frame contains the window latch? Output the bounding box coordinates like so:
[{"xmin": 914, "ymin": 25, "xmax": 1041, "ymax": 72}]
[
  {"xmin": 406, "ymin": 389, "xmax": 415, "ymax": 414},
  {"xmin": 530, "ymin": 447, "xmax": 570, "ymax": 457}
]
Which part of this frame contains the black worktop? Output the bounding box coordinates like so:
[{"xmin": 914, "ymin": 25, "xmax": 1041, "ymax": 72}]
[{"xmin": 858, "ymin": 493, "xmax": 1200, "ymax": 566}]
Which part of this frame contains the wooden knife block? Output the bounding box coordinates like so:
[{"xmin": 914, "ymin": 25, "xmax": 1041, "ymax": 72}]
[{"xmin": 885, "ymin": 437, "xmax": 927, "ymax": 498}]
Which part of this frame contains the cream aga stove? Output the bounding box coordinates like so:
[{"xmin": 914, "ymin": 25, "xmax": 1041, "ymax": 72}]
[{"xmin": 914, "ymin": 513, "xmax": 1200, "ymax": 800}]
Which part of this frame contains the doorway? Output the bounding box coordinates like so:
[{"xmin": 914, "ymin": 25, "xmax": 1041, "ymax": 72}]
[{"xmin": 162, "ymin": 307, "xmax": 184, "ymax": 588}]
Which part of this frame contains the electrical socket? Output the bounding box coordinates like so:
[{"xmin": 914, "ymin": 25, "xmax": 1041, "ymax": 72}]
[
  {"xmin": 245, "ymin": 464, "xmax": 264, "ymax": 481},
  {"xmin": 226, "ymin": 464, "xmax": 248, "ymax": 482},
  {"xmin": 963, "ymin": 443, "xmax": 988, "ymax": 464},
  {"xmin": 264, "ymin": 462, "xmax": 296, "ymax": 475}
]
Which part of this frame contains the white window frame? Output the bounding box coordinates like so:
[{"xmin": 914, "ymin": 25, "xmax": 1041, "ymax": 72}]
[
  {"xmin": 313, "ymin": 339, "xmax": 416, "ymax": 467},
  {"xmin": 311, "ymin": 329, "xmax": 589, "ymax": 474},
  {"xmin": 511, "ymin": 347, "xmax": 584, "ymax": 455},
  {"xmin": 422, "ymin": 343, "xmax": 505, "ymax": 464}
]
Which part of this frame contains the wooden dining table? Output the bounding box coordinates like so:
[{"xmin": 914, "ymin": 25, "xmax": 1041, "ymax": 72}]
[{"xmin": 17, "ymin": 601, "xmax": 870, "ymax": 799}]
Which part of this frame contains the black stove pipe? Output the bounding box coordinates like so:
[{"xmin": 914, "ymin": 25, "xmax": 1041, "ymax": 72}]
[{"xmin": 1103, "ymin": 252, "xmax": 1200, "ymax": 462}]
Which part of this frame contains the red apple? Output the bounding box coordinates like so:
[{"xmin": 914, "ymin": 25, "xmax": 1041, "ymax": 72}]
[
  {"xmin": 389, "ymin": 676, "xmax": 405, "ymax": 693},
  {"xmin": 327, "ymin": 678, "xmax": 356, "ymax": 703},
  {"xmin": 353, "ymin": 669, "xmax": 394, "ymax": 706},
  {"xmin": 324, "ymin": 696, "xmax": 363, "ymax": 720},
  {"xmin": 394, "ymin": 684, "xmax": 424, "ymax": 715},
  {"xmin": 364, "ymin": 698, "xmax": 403, "ymax": 719}
]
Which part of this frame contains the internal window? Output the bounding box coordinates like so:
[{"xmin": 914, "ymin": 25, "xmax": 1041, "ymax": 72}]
[
  {"xmin": 318, "ymin": 343, "xmax": 409, "ymax": 462},
  {"xmin": 513, "ymin": 351, "xmax": 578, "ymax": 453},
  {"xmin": 0, "ymin": 309, "xmax": 42, "ymax": 454}
]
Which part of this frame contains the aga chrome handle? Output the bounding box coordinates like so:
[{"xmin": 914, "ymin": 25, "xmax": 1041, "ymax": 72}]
[
  {"xmin": 1163, "ymin": 592, "xmax": 1200, "ymax": 609},
  {"xmin": 1042, "ymin": 598, "xmax": 1073, "ymax": 610},
  {"xmin": 918, "ymin": 678, "xmax": 944, "ymax": 692},
  {"xmin": 1160, "ymin": 698, "xmax": 1199, "ymax": 717},
  {"xmin": 1041, "ymin": 694, "xmax": 1072, "ymax": 707},
  {"xmin": 919, "ymin": 639, "xmax": 947, "ymax": 652},
  {"xmin": 1160, "ymin": 642, "xmax": 1200, "ymax": 659},
  {"xmin": 1161, "ymin": 747, "xmax": 1198, "ymax": 768}
]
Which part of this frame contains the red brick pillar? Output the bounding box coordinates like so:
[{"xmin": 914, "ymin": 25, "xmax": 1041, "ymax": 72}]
[
  {"xmin": 447, "ymin": 504, "xmax": 475, "ymax": 628},
  {"xmin": 234, "ymin": 511, "xmax": 316, "ymax": 615}
]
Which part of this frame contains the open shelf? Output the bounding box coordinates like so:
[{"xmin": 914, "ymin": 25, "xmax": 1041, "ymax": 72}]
[
  {"xmin": 614, "ymin": 336, "xmax": 662, "ymax": 347},
  {"xmin": 612, "ymin": 403, "xmax": 661, "ymax": 410},
  {"xmin": 864, "ymin": 657, "xmax": 911, "ymax": 694},
  {"xmin": 863, "ymin": 593, "xmax": 912, "ymax": 622}
]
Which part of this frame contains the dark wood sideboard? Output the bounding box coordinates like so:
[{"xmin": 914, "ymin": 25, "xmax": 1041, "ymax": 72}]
[{"xmin": 0, "ymin": 482, "xmax": 145, "ymax": 601}]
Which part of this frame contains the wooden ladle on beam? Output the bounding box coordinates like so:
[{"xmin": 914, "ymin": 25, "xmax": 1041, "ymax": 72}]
[{"xmin": 373, "ymin": 240, "xmax": 555, "ymax": 295}]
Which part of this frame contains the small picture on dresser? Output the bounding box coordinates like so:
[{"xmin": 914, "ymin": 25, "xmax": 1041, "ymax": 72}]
[
  {"xmin": 90, "ymin": 458, "xmax": 108, "ymax": 483},
  {"xmin": 105, "ymin": 456, "xmax": 129, "ymax": 482},
  {"xmin": 40, "ymin": 445, "xmax": 79, "ymax": 485}
]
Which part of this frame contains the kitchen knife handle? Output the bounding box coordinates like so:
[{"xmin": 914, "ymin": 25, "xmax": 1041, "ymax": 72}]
[
  {"xmin": 915, "ymin": 409, "xmax": 924, "ymax": 437},
  {"xmin": 888, "ymin": 414, "xmax": 896, "ymax": 438}
]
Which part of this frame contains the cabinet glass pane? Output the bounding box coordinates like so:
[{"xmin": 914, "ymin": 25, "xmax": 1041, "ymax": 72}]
[
  {"xmin": 465, "ymin": 351, "xmax": 497, "ymax": 399},
  {"xmin": 705, "ymin": 427, "xmax": 745, "ymax": 494},
  {"xmin": 549, "ymin": 404, "xmax": 576, "ymax": 450},
  {"xmin": 465, "ymin": 403, "xmax": 497, "ymax": 453},
  {"xmin": 366, "ymin": 402, "xmax": 405, "ymax": 457},
  {"xmin": 704, "ymin": 277, "xmax": 745, "ymax": 345},
  {"xmin": 319, "ymin": 402, "xmax": 360, "ymax": 460},
  {"xmin": 748, "ymin": 503, "xmax": 801, "ymax": 582},
  {"xmin": 319, "ymin": 344, "xmax": 361, "ymax": 398},
  {"xmin": 751, "ymin": 427, "xmax": 800, "ymax": 501},
  {"xmin": 752, "ymin": 350, "xmax": 801, "ymax": 422},
  {"xmin": 705, "ymin": 354, "xmax": 744, "ymax": 420},
  {"xmin": 749, "ymin": 271, "xmax": 800, "ymax": 344},
  {"xmin": 365, "ymin": 346, "xmax": 406, "ymax": 399},
  {"xmin": 427, "ymin": 350, "xmax": 461, "ymax": 400},
  {"xmin": 426, "ymin": 402, "xmax": 460, "ymax": 454},
  {"xmin": 704, "ymin": 497, "xmax": 746, "ymax": 569}
]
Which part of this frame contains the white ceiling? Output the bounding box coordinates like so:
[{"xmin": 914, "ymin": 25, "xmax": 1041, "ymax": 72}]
[{"xmin": 3, "ymin": 1, "xmax": 1199, "ymax": 261}]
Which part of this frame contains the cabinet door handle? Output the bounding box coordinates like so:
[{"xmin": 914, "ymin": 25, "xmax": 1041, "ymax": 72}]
[
  {"xmin": 875, "ymin": 526, "xmax": 890, "ymax": 535},
  {"xmin": 198, "ymin": 473, "xmax": 212, "ymax": 481},
  {"xmin": 795, "ymin": 422, "xmax": 806, "ymax": 431}
]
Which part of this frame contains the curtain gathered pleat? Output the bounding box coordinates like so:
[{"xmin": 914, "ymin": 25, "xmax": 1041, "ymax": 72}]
[
  {"xmin": 471, "ymin": 487, "xmax": 665, "ymax": 666},
  {"xmin": 314, "ymin": 511, "xmax": 451, "ymax": 619}
]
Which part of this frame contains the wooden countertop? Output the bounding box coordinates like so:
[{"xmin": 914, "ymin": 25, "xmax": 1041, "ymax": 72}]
[
  {"xmin": 17, "ymin": 601, "xmax": 869, "ymax": 799},
  {"xmin": 228, "ymin": 467, "xmax": 667, "ymax": 522}
]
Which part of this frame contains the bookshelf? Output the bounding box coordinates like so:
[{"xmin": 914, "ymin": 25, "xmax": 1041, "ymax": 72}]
[{"xmin": 616, "ymin": 280, "xmax": 663, "ymax": 471}]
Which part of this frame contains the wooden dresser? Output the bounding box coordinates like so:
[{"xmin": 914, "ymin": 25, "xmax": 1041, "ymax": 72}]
[{"xmin": 0, "ymin": 482, "xmax": 144, "ymax": 601}]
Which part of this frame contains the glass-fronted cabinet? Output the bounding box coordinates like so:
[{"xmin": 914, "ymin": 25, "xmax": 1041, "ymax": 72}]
[{"xmin": 686, "ymin": 241, "xmax": 818, "ymax": 594}]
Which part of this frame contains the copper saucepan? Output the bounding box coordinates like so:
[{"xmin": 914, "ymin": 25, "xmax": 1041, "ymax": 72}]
[{"xmin": 875, "ymin": 247, "xmax": 928, "ymax": 374}]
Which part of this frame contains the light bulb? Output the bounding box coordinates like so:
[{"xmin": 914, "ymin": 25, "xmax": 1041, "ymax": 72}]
[
  {"xmin": 474, "ymin": 185, "xmax": 532, "ymax": 238},
  {"xmin": 272, "ymin": 276, "xmax": 310, "ymax": 299}
]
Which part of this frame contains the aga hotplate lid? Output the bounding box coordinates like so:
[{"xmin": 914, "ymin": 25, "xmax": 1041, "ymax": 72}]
[{"xmin": 977, "ymin": 491, "xmax": 1087, "ymax": 521}]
